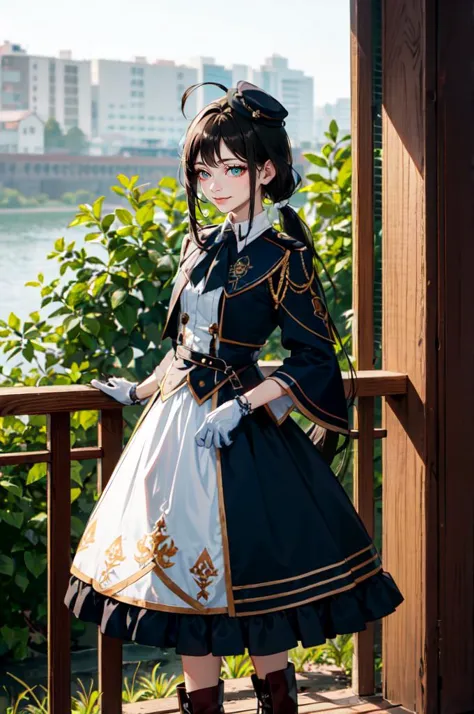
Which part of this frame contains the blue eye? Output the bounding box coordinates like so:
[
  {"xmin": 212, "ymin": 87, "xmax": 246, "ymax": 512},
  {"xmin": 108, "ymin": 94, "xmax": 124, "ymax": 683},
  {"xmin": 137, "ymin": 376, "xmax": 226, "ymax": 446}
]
[
  {"xmin": 198, "ymin": 169, "xmax": 211, "ymax": 180},
  {"xmin": 227, "ymin": 166, "xmax": 246, "ymax": 177}
]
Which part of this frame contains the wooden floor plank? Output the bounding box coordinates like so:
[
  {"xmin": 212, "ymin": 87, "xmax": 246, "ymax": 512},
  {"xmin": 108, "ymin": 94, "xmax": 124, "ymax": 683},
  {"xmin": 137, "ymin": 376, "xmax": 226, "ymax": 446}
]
[{"xmin": 123, "ymin": 683, "xmax": 405, "ymax": 714}]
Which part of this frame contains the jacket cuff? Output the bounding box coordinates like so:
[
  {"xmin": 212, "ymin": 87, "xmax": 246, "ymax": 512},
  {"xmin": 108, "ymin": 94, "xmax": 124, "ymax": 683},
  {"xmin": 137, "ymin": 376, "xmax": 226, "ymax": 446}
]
[{"xmin": 267, "ymin": 373, "xmax": 350, "ymax": 435}]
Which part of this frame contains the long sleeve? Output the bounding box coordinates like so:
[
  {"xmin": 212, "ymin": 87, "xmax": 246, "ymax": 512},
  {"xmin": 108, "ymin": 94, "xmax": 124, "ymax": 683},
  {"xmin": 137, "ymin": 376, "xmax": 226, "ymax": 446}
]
[{"xmin": 266, "ymin": 246, "xmax": 350, "ymax": 435}]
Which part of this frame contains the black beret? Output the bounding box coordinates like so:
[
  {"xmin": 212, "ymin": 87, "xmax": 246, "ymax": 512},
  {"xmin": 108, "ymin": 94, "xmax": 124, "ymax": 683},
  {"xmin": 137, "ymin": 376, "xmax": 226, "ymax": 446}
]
[{"xmin": 227, "ymin": 81, "xmax": 288, "ymax": 127}]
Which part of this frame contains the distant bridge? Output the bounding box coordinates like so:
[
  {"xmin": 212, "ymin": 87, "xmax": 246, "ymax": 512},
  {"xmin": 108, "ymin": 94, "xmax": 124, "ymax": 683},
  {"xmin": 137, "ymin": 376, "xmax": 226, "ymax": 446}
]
[{"xmin": 0, "ymin": 153, "xmax": 181, "ymax": 198}]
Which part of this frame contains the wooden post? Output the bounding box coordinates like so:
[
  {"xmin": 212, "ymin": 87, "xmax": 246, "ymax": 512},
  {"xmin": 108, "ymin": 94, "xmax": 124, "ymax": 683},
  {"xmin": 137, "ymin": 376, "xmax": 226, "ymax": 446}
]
[
  {"xmin": 381, "ymin": 0, "xmax": 438, "ymax": 711},
  {"xmin": 97, "ymin": 409, "xmax": 124, "ymax": 714},
  {"xmin": 47, "ymin": 412, "xmax": 71, "ymax": 714},
  {"xmin": 436, "ymin": 2, "xmax": 474, "ymax": 712},
  {"xmin": 350, "ymin": 0, "xmax": 375, "ymax": 696}
]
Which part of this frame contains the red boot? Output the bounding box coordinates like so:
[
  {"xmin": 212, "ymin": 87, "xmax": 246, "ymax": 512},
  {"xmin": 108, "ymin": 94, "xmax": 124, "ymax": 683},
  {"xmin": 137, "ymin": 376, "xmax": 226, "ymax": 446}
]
[
  {"xmin": 251, "ymin": 662, "xmax": 298, "ymax": 714},
  {"xmin": 177, "ymin": 679, "xmax": 225, "ymax": 714}
]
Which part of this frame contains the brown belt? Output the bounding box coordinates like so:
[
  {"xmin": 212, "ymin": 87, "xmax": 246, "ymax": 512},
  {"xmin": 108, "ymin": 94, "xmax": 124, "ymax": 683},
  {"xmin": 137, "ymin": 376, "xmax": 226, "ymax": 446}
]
[{"xmin": 175, "ymin": 344, "xmax": 254, "ymax": 392}]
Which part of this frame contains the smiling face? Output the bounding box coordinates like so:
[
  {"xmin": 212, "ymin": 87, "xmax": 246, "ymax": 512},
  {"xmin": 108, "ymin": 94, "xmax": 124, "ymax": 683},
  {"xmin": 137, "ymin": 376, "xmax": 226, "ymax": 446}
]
[{"xmin": 194, "ymin": 140, "xmax": 275, "ymax": 221}]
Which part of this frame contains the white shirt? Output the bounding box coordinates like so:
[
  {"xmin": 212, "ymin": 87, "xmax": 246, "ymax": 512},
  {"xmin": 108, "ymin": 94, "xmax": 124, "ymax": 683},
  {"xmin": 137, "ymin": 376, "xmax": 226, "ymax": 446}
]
[
  {"xmin": 216, "ymin": 209, "xmax": 273, "ymax": 253},
  {"xmin": 178, "ymin": 209, "xmax": 294, "ymax": 422}
]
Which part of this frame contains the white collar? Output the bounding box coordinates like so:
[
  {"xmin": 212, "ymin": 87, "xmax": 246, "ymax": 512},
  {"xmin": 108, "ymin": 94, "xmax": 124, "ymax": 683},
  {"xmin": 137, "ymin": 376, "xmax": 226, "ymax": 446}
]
[{"xmin": 217, "ymin": 209, "xmax": 272, "ymax": 253}]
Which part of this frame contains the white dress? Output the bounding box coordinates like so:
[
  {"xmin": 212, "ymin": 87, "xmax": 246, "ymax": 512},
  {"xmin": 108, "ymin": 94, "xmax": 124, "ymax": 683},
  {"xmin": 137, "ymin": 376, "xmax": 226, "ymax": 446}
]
[{"xmin": 71, "ymin": 211, "xmax": 294, "ymax": 614}]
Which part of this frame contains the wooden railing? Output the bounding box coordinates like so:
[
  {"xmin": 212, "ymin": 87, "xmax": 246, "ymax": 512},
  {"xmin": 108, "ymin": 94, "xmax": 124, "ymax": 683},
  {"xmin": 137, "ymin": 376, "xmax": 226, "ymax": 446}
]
[{"xmin": 0, "ymin": 366, "xmax": 407, "ymax": 714}]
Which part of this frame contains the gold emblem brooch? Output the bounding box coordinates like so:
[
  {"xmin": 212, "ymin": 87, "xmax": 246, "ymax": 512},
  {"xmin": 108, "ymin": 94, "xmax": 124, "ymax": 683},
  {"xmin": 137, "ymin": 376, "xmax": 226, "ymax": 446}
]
[{"xmin": 228, "ymin": 256, "xmax": 253, "ymax": 291}]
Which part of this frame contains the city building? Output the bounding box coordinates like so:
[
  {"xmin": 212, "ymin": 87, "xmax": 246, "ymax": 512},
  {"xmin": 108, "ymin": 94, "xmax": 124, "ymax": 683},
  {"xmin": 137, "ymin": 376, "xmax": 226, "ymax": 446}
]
[
  {"xmin": 190, "ymin": 57, "xmax": 233, "ymax": 111},
  {"xmin": 254, "ymin": 55, "xmax": 315, "ymax": 147},
  {"xmin": 0, "ymin": 41, "xmax": 91, "ymax": 138},
  {"xmin": 0, "ymin": 43, "xmax": 317, "ymax": 154},
  {"xmin": 315, "ymin": 97, "xmax": 351, "ymax": 143},
  {"xmin": 0, "ymin": 110, "xmax": 44, "ymax": 153},
  {"xmin": 91, "ymin": 58, "xmax": 197, "ymax": 151},
  {"xmin": 191, "ymin": 54, "xmax": 315, "ymax": 148}
]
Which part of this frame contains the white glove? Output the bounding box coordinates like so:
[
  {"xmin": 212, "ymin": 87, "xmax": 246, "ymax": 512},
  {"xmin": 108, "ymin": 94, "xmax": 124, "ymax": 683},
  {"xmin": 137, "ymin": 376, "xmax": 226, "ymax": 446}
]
[
  {"xmin": 90, "ymin": 376, "xmax": 148, "ymax": 406},
  {"xmin": 195, "ymin": 398, "xmax": 243, "ymax": 449}
]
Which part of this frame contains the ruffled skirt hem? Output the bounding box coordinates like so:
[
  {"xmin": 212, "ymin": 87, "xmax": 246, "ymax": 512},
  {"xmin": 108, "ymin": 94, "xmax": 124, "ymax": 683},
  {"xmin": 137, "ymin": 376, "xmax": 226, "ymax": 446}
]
[{"xmin": 65, "ymin": 568, "xmax": 404, "ymax": 656}]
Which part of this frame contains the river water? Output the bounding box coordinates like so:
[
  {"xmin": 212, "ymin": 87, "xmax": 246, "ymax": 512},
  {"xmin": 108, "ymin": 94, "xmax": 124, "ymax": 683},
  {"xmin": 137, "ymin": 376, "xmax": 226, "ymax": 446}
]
[{"xmin": 0, "ymin": 210, "xmax": 96, "ymax": 371}]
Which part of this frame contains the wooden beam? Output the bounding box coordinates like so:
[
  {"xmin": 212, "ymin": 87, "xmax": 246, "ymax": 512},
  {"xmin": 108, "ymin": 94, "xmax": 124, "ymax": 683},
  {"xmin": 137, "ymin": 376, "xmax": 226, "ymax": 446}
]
[{"xmin": 0, "ymin": 370, "xmax": 409, "ymax": 417}]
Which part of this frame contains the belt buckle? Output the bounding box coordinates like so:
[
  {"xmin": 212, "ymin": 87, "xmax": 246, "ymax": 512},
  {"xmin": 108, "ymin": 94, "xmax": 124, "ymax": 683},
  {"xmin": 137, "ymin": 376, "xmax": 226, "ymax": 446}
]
[{"xmin": 224, "ymin": 365, "xmax": 243, "ymax": 391}]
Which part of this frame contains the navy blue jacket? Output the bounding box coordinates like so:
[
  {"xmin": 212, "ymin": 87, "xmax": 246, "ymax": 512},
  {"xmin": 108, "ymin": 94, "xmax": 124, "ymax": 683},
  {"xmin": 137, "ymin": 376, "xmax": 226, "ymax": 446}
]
[{"xmin": 158, "ymin": 224, "xmax": 349, "ymax": 436}]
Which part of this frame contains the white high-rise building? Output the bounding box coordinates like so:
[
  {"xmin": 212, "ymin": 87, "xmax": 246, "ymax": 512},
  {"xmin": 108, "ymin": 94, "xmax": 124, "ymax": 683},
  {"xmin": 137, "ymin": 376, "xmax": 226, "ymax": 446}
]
[
  {"xmin": 188, "ymin": 57, "xmax": 232, "ymax": 112},
  {"xmin": 0, "ymin": 41, "xmax": 92, "ymax": 138},
  {"xmin": 190, "ymin": 55, "xmax": 314, "ymax": 148},
  {"xmin": 254, "ymin": 55, "xmax": 315, "ymax": 147},
  {"xmin": 91, "ymin": 58, "xmax": 197, "ymax": 150}
]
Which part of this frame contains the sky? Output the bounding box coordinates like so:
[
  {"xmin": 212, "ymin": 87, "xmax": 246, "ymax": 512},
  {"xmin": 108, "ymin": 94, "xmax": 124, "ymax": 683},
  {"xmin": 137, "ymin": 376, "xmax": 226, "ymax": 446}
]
[{"xmin": 0, "ymin": 0, "xmax": 350, "ymax": 105}]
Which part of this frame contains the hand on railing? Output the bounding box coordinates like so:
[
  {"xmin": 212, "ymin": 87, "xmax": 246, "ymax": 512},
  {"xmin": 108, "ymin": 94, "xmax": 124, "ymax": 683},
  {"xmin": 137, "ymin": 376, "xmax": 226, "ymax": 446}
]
[{"xmin": 90, "ymin": 376, "xmax": 149, "ymax": 406}]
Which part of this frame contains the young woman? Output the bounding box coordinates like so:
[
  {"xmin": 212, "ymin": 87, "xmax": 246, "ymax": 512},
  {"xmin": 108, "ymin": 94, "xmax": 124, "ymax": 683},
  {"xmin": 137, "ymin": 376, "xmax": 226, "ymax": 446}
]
[{"xmin": 64, "ymin": 81, "xmax": 404, "ymax": 714}]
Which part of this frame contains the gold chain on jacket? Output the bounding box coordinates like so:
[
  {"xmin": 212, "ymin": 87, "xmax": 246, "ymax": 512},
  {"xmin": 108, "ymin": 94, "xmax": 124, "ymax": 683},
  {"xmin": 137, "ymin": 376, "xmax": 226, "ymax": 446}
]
[{"xmin": 267, "ymin": 251, "xmax": 291, "ymax": 308}]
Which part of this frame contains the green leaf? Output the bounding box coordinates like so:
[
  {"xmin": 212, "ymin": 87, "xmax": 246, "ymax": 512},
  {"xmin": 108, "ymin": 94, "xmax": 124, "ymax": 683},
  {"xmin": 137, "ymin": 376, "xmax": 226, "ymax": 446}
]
[
  {"xmin": 92, "ymin": 196, "xmax": 105, "ymax": 219},
  {"xmin": 26, "ymin": 462, "xmax": 47, "ymax": 485},
  {"xmin": 29, "ymin": 512, "xmax": 47, "ymax": 525},
  {"xmin": 82, "ymin": 316, "xmax": 101, "ymax": 336},
  {"xmin": 329, "ymin": 119, "xmax": 339, "ymax": 140},
  {"xmin": 84, "ymin": 232, "xmax": 102, "ymax": 242},
  {"xmin": 79, "ymin": 410, "xmax": 97, "ymax": 430},
  {"xmin": 116, "ymin": 208, "xmax": 133, "ymax": 225},
  {"xmin": 117, "ymin": 174, "xmax": 130, "ymax": 188},
  {"xmin": 14, "ymin": 571, "xmax": 29, "ymax": 592},
  {"xmin": 101, "ymin": 213, "xmax": 115, "ymax": 233},
  {"xmin": 1, "ymin": 509, "xmax": 24, "ymax": 528},
  {"xmin": 24, "ymin": 551, "xmax": 47, "ymax": 578},
  {"xmin": 139, "ymin": 282, "xmax": 158, "ymax": 308},
  {"xmin": 69, "ymin": 215, "xmax": 93, "ymax": 228},
  {"xmin": 111, "ymin": 288, "xmax": 128, "ymax": 309},
  {"xmin": 71, "ymin": 487, "xmax": 81, "ymax": 503},
  {"xmin": 115, "ymin": 303, "xmax": 138, "ymax": 333},
  {"xmin": 136, "ymin": 204, "xmax": 154, "ymax": 226},
  {"xmin": 54, "ymin": 236, "xmax": 65, "ymax": 251},
  {"xmin": 159, "ymin": 176, "xmax": 178, "ymax": 190},
  {"xmin": 30, "ymin": 311, "xmax": 40, "ymax": 323},
  {"xmin": 90, "ymin": 273, "xmax": 107, "ymax": 297},
  {"xmin": 111, "ymin": 186, "xmax": 126, "ymax": 197},
  {"xmin": 8, "ymin": 312, "xmax": 21, "ymax": 331},
  {"xmin": 118, "ymin": 346, "xmax": 134, "ymax": 367},
  {"xmin": 0, "ymin": 555, "xmax": 14, "ymax": 577},
  {"xmin": 116, "ymin": 226, "xmax": 134, "ymax": 237},
  {"xmin": 304, "ymin": 153, "xmax": 328, "ymax": 168},
  {"xmin": 0, "ymin": 479, "xmax": 23, "ymax": 498},
  {"xmin": 66, "ymin": 282, "xmax": 89, "ymax": 308},
  {"xmin": 337, "ymin": 156, "xmax": 352, "ymax": 189},
  {"xmin": 140, "ymin": 188, "xmax": 159, "ymax": 202},
  {"xmin": 22, "ymin": 341, "xmax": 34, "ymax": 362}
]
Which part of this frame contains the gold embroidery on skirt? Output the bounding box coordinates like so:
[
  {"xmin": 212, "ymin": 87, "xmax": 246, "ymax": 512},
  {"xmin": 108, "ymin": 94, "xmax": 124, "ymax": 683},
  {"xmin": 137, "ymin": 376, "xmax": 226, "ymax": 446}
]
[
  {"xmin": 76, "ymin": 519, "xmax": 97, "ymax": 552},
  {"xmin": 190, "ymin": 548, "xmax": 219, "ymax": 601},
  {"xmin": 98, "ymin": 536, "xmax": 126, "ymax": 587},
  {"xmin": 134, "ymin": 515, "xmax": 178, "ymax": 569}
]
